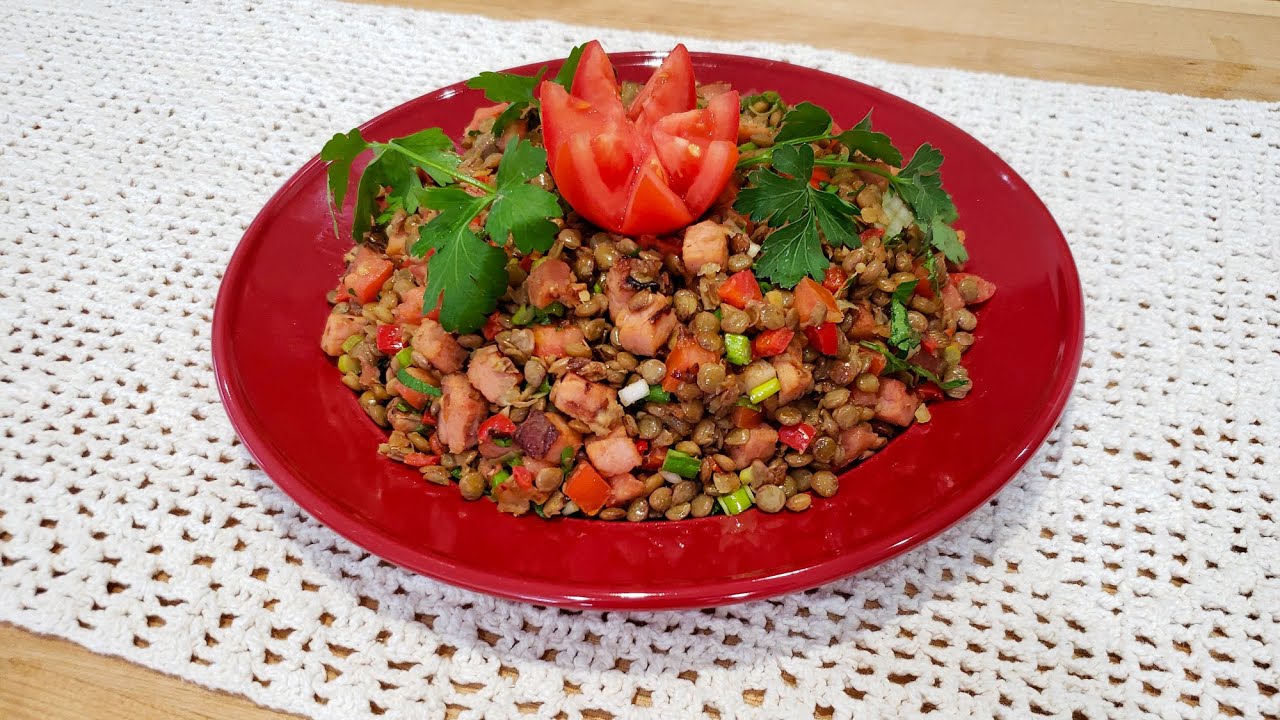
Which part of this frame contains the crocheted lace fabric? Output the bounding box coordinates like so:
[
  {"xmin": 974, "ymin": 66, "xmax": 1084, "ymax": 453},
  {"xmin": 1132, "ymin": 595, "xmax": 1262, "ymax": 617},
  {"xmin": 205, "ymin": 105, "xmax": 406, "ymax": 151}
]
[{"xmin": 2, "ymin": 1, "xmax": 1278, "ymax": 718}]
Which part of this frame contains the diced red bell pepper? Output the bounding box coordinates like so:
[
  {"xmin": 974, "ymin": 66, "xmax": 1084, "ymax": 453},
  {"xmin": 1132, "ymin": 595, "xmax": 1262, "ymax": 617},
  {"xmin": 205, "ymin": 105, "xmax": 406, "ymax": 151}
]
[
  {"xmin": 634, "ymin": 439, "xmax": 650, "ymax": 455},
  {"xmin": 419, "ymin": 412, "xmax": 437, "ymax": 427},
  {"xmin": 912, "ymin": 265, "xmax": 935, "ymax": 299},
  {"xmin": 519, "ymin": 254, "xmax": 536, "ymax": 273},
  {"xmin": 864, "ymin": 349, "xmax": 887, "ymax": 376},
  {"xmin": 481, "ymin": 312, "xmax": 504, "ymax": 341},
  {"xmin": 564, "ymin": 461, "xmax": 611, "ymax": 516},
  {"xmin": 717, "ymin": 270, "xmax": 763, "ymax": 309},
  {"xmin": 778, "ymin": 423, "xmax": 816, "ymax": 453},
  {"xmin": 752, "ymin": 328, "xmax": 794, "ymax": 358},
  {"xmin": 511, "ymin": 465, "xmax": 534, "ymax": 491},
  {"xmin": 477, "ymin": 414, "xmax": 517, "ymax": 443},
  {"xmin": 822, "ymin": 266, "xmax": 847, "ymax": 295},
  {"xmin": 921, "ymin": 334, "xmax": 941, "ymax": 354},
  {"xmin": 916, "ymin": 383, "xmax": 944, "ymax": 402},
  {"xmin": 376, "ymin": 324, "xmax": 405, "ymax": 354},
  {"xmin": 803, "ymin": 322, "xmax": 840, "ymax": 355},
  {"xmin": 809, "ymin": 167, "xmax": 830, "ymax": 189},
  {"xmin": 860, "ymin": 227, "xmax": 885, "ymax": 242},
  {"xmin": 730, "ymin": 405, "xmax": 763, "ymax": 429},
  {"xmin": 403, "ymin": 453, "xmax": 440, "ymax": 467}
]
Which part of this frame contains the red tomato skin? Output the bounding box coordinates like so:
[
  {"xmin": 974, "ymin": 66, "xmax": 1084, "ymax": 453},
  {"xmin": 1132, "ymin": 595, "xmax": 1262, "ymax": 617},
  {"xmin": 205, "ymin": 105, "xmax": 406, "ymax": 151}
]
[{"xmin": 717, "ymin": 270, "xmax": 763, "ymax": 309}]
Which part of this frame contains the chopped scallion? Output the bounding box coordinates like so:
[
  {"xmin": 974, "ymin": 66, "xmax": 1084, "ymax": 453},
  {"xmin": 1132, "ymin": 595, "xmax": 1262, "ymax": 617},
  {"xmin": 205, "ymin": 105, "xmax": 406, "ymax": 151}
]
[
  {"xmin": 341, "ymin": 334, "xmax": 362, "ymax": 353},
  {"xmin": 748, "ymin": 377, "xmax": 781, "ymax": 404},
  {"xmin": 716, "ymin": 485, "xmax": 754, "ymax": 515},
  {"xmin": 662, "ymin": 449, "xmax": 701, "ymax": 479},
  {"xmin": 396, "ymin": 367, "xmax": 442, "ymax": 397},
  {"xmin": 490, "ymin": 469, "xmax": 511, "ymax": 490},
  {"xmin": 395, "ymin": 347, "xmax": 413, "ymax": 368},
  {"xmin": 644, "ymin": 386, "xmax": 672, "ymax": 404},
  {"xmin": 724, "ymin": 333, "xmax": 751, "ymax": 366}
]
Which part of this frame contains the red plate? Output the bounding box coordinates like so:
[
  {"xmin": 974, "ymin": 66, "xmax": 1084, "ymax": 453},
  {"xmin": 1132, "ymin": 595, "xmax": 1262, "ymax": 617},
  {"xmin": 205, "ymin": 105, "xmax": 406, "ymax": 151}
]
[{"xmin": 213, "ymin": 52, "xmax": 1083, "ymax": 610}]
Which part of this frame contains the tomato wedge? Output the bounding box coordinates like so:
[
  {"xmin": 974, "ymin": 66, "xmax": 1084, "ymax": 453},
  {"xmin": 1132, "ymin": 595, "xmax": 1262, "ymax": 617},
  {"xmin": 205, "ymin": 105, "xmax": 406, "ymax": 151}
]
[{"xmin": 540, "ymin": 41, "xmax": 739, "ymax": 236}]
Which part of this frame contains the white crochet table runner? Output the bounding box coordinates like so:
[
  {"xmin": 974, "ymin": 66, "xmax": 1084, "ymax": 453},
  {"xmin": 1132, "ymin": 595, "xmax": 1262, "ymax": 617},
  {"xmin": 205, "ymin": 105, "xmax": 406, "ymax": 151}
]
[{"xmin": 2, "ymin": 1, "xmax": 1278, "ymax": 718}]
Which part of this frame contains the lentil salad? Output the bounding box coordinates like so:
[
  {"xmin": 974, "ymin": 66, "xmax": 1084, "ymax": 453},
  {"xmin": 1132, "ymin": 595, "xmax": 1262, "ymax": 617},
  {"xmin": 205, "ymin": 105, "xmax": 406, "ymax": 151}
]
[{"xmin": 319, "ymin": 41, "xmax": 995, "ymax": 521}]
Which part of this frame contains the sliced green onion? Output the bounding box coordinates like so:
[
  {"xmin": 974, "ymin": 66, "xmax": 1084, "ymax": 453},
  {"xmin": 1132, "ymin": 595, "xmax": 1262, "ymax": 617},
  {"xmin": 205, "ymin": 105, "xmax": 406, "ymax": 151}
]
[
  {"xmin": 758, "ymin": 280, "xmax": 774, "ymax": 292},
  {"xmin": 511, "ymin": 304, "xmax": 536, "ymax": 326},
  {"xmin": 717, "ymin": 485, "xmax": 754, "ymax": 515},
  {"xmin": 395, "ymin": 400, "xmax": 412, "ymax": 413},
  {"xmin": 508, "ymin": 454, "xmax": 522, "ymax": 466},
  {"xmin": 724, "ymin": 333, "xmax": 751, "ymax": 366},
  {"xmin": 662, "ymin": 449, "xmax": 701, "ymax": 479},
  {"xmin": 560, "ymin": 446, "xmax": 575, "ymax": 474},
  {"xmin": 592, "ymin": 281, "xmax": 603, "ymax": 295},
  {"xmin": 397, "ymin": 367, "xmax": 442, "ymax": 397},
  {"xmin": 450, "ymin": 466, "xmax": 462, "ymax": 479},
  {"xmin": 494, "ymin": 437, "xmax": 513, "ymax": 447},
  {"xmin": 541, "ymin": 301, "xmax": 566, "ymax": 318},
  {"xmin": 337, "ymin": 354, "xmax": 361, "ymax": 374},
  {"xmin": 645, "ymin": 386, "xmax": 672, "ymax": 404},
  {"xmin": 490, "ymin": 469, "xmax": 511, "ymax": 490},
  {"xmin": 748, "ymin": 377, "xmax": 781, "ymax": 404},
  {"xmin": 532, "ymin": 502, "xmax": 548, "ymax": 518},
  {"xmin": 341, "ymin": 334, "xmax": 362, "ymax": 353},
  {"xmin": 395, "ymin": 347, "xmax": 413, "ymax": 368}
]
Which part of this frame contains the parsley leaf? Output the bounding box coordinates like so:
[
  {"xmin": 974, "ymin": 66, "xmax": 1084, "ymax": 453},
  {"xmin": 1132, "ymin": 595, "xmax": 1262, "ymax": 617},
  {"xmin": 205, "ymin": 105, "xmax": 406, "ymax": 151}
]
[
  {"xmin": 383, "ymin": 128, "xmax": 462, "ymax": 186},
  {"xmin": 924, "ymin": 252, "xmax": 943, "ymax": 296},
  {"xmin": 421, "ymin": 228, "xmax": 509, "ymax": 333},
  {"xmin": 320, "ymin": 129, "xmax": 368, "ymax": 215},
  {"xmin": 888, "ymin": 279, "xmax": 919, "ymax": 353},
  {"xmin": 891, "ymin": 143, "xmax": 967, "ymax": 263},
  {"xmin": 735, "ymin": 145, "xmax": 861, "ymax": 287},
  {"xmin": 411, "ymin": 187, "xmax": 491, "ymax": 256},
  {"xmin": 350, "ymin": 148, "xmax": 415, "ymax": 243},
  {"xmin": 552, "ymin": 43, "xmax": 587, "ymax": 89},
  {"xmin": 833, "ymin": 111, "xmax": 903, "ymax": 167},
  {"xmin": 485, "ymin": 138, "xmax": 561, "ymax": 254},
  {"xmin": 773, "ymin": 102, "xmax": 833, "ymax": 144},
  {"xmin": 466, "ymin": 67, "xmax": 546, "ymax": 136}
]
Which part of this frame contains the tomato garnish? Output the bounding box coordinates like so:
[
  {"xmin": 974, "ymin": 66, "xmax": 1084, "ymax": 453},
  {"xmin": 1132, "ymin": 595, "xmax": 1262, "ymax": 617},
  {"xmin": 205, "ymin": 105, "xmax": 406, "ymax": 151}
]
[{"xmin": 539, "ymin": 41, "xmax": 739, "ymax": 236}]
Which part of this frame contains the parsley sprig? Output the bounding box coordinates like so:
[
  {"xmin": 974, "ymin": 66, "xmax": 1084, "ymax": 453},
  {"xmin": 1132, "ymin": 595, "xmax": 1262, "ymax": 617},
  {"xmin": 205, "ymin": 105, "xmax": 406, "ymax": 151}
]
[
  {"xmin": 859, "ymin": 341, "xmax": 965, "ymax": 390},
  {"xmin": 320, "ymin": 128, "xmax": 561, "ymax": 334},
  {"xmin": 734, "ymin": 144, "xmax": 861, "ymax": 287},
  {"xmin": 735, "ymin": 101, "xmax": 967, "ymax": 287}
]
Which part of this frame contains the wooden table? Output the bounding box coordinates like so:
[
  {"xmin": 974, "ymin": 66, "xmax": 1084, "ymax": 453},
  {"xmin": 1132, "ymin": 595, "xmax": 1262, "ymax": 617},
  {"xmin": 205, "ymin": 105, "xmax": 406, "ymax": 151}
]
[{"xmin": 3, "ymin": 1, "xmax": 1277, "ymax": 718}]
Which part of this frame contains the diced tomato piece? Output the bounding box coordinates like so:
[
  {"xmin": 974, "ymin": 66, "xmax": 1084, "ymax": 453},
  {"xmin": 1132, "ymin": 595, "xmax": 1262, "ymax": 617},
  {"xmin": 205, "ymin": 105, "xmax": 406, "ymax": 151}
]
[
  {"xmin": 822, "ymin": 266, "xmax": 847, "ymax": 294},
  {"xmin": 477, "ymin": 414, "xmax": 517, "ymax": 443},
  {"xmin": 809, "ymin": 167, "xmax": 830, "ymax": 189},
  {"xmin": 662, "ymin": 335, "xmax": 721, "ymax": 391},
  {"xmin": 912, "ymin": 265, "xmax": 935, "ymax": 299},
  {"xmin": 860, "ymin": 227, "xmax": 885, "ymax": 242},
  {"xmin": 481, "ymin": 312, "xmax": 504, "ymax": 341},
  {"xmin": 864, "ymin": 350, "xmax": 887, "ymax": 376},
  {"xmin": 921, "ymin": 334, "xmax": 941, "ymax": 354},
  {"xmin": 634, "ymin": 439, "xmax": 650, "ymax": 455},
  {"xmin": 402, "ymin": 453, "xmax": 440, "ymax": 467},
  {"xmin": 717, "ymin": 270, "xmax": 763, "ymax": 309},
  {"xmin": 794, "ymin": 277, "xmax": 842, "ymax": 326},
  {"xmin": 376, "ymin": 324, "xmax": 405, "ymax": 354},
  {"xmin": 637, "ymin": 235, "xmax": 683, "ymax": 256},
  {"xmin": 950, "ymin": 273, "xmax": 997, "ymax": 304},
  {"xmin": 777, "ymin": 423, "xmax": 816, "ymax": 453},
  {"xmin": 340, "ymin": 246, "xmax": 394, "ymax": 305},
  {"xmin": 731, "ymin": 405, "xmax": 764, "ymax": 429},
  {"xmin": 752, "ymin": 328, "xmax": 794, "ymax": 358},
  {"xmin": 394, "ymin": 286, "xmax": 427, "ymax": 325},
  {"xmin": 803, "ymin": 322, "xmax": 840, "ymax": 355},
  {"xmin": 564, "ymin": 461, "xmax": 611, "ymax": 516}
]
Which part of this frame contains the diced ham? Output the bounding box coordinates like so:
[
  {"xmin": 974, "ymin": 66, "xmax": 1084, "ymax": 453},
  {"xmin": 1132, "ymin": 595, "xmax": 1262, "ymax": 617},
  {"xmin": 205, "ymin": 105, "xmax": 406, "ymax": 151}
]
[
  {"xmin": 585, "ymin": 428, "xmax": 643, "ymax": 477},
  {"xmin": 514, "ymin": 410, "xmax": 582, "ymax": 463},
  {"xmin": 321, "ymin": 314, "xmax": 365, "ymax": 356},
  {"xmin": 532, "ymin": 324, "xmax": 587, "ymax": 360},
  {"xmin": 839, "ymin": 423, "xmax": 883, "ymax": 463},
  {"xmin": 550, "ymin": 372, "xmax": 623, "ymax": 434},
  {"xmin": 394, "ymin": 286, "xmax": 427, "ymax": 325},
  {"xmin": 411, "ymin": 318, "xmax": 467, "ymax": 373},
  {"xmin": 874, "ymin": 378, "xmax": 920, "ymax": 426},
  {"xmin": 940, "ymin": 282, "xmax": 964, "ymax": 314},
  {"xmin": 615, "ymin": 295, "xmax": 677, "ymax": 357},
  {"xmin": 605, "ymin": 473, "xmax": 647, "ymax": 507},
  {"xmin": 466, "ymin": 345, "xmax": 523, "ymax": 405},
  {"xmin": 492, "ymin": 479, "xmax": 534, "ymax": 515},
  {"xmin": 603, "ymin": 257, "xmax": 662, "ymax": 323},
  {"xmin": 525, "ymin": 258, "xmax": 582, "ymax": 308},
  {"xmin": 681, "ymin": 220, "xmax": 730, "ymax": 276},
  {"xmin": 438, "ymin": 374, "xmax": 485, "ymax": 453},
  {"xmin": 728, "ymin": 425, "xmax": 779, "ymax": 470},
  {"xmin": 769, "ymin": 348, "xmax": 813, "ymax": 405}
]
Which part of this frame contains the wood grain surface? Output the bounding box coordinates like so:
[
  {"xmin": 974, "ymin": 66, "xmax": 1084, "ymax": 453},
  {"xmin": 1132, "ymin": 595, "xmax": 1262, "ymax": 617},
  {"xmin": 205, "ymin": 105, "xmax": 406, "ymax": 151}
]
[{"xmin": 5, "ymin": 1, "xmax": 1277, "ymax": 718}]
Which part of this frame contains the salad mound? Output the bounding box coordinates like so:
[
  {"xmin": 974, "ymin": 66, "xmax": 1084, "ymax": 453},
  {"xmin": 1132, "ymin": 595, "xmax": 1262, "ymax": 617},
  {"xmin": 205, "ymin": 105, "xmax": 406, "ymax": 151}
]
[{"xmin": 319, "ymin": 41, "xmax": 995, "ymax": 520}]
